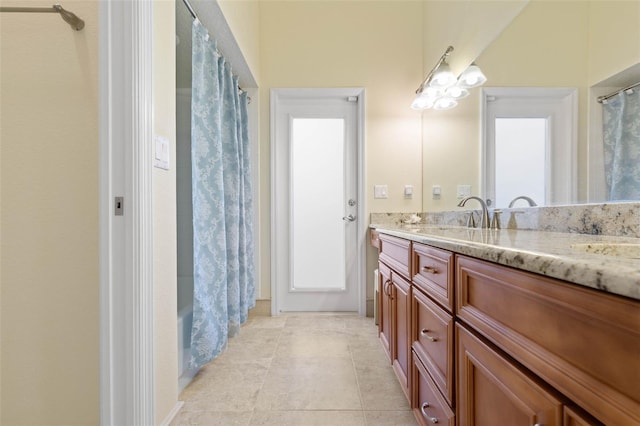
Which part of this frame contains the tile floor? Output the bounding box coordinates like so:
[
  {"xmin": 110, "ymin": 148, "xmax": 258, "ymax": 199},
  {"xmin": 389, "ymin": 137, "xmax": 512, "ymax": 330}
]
[{"xmin": 171, "ymin": 313, "xmax": 418, "ymax": 426}]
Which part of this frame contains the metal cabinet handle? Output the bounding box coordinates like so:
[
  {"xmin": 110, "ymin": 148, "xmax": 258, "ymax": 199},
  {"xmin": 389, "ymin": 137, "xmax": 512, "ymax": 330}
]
[
  {"xmin": 384, "ymin": 279, "xmax": 392, "ymax": 297},
  {"xmin": 422, "ymin": 265, "xmax": 438, "ymax": 274},
  {"xmin": 420, "ymin": 402, "xmax": 439, "ymax": 424},
  {"xmin": 420, "ymin": 329, "xmax": 438, "ymax": 342}
]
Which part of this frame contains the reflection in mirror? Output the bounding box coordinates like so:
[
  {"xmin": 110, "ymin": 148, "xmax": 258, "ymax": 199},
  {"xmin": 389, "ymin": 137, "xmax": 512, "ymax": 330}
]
[
  {"xmin": 494, "ymin": 118, "xmax": 546, "ymax": 208},
  {"xmin": 481, "ymin": 87, "xmax": 577, "ymax": 208},
  {"xmin": 421, "ymin": 0, "xmax": 640, "ymax": 211},
  {"xmin": 602, "ymin": 88, "xmax": 640, "ymax": 201}
]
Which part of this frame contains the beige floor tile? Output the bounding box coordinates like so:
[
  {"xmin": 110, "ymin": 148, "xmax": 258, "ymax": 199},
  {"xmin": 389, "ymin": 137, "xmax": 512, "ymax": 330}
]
[
  {"xmin": 355, "ymin": 365, "xmax": 411, "ymax": 411},
  {"xmin": 276, "ymin": 328, "xmax": 351, "ymax": 358},
  {"xmin": 243, "ymin": 316, "xmax": 287, "ymax": 329},
  {"xmin": 255, "ymin": 357, "xmax": 362, "ymax": 410},
  {"xmin": 250, "ymin": 410, "xmax": 366, "ymax": 426},
  {"xmin": 350, "ymin": 344, "xmax": 392, "ymax": 367},
  {"xmin": 170, "ymin": 410, "xmax": 253, "ymax": 426},
  {"xmin": 180, "ymin": 360, "xmax": 269, "ymax": 400},
  {"xmin": 283, "ymin": 314, "xmax": 348, "ymax": 331},
  {"xmin": 364, "ymin": 410, "xmax": 418, "ymax": 426},
  {"xmin": 180, "ymin": 385, "xmax": 261, "ymax": 412},
  {"xmin": 214, "ymin": 328, "xmax": 282, "ymax": 364}
]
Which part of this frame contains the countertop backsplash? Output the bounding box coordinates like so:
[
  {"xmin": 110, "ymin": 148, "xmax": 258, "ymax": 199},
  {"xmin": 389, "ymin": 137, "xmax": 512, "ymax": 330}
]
[{"xmin": 370, "ymin": 202, "xmax": 640, "ymax": 238}]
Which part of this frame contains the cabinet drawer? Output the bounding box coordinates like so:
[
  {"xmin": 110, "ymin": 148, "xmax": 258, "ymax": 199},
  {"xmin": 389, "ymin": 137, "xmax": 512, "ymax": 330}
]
[
  {"xmin": 412, "ymin": 243, "xmax": 454, "ymax": 312},
  {"xmin": 379, "ymin": 233, "xmax": 411, "ymax": 279},
  {"xmin": 456, "ymin": 255, "xmax": 640, "ymax": 426},
  {"xmin": 412, "ymin": 352, "xmax": 455, "ymax": 426},
  {"xmin": 412, "ymin": 287, "xmax": 454, "ymax": 405}
]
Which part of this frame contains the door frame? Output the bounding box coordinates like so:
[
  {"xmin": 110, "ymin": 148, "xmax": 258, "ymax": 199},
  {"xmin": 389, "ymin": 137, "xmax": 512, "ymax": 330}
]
[
  {"xmin": 270, "ymin": 88, "xmax": 367, "ymax": 316},
  {"xmin": 480, "ymin": 87, "xmax": 578, "ymax": 206},
  {"xmin": 99, "ymin": 1, "xmax": 155, "ymax": 424}
]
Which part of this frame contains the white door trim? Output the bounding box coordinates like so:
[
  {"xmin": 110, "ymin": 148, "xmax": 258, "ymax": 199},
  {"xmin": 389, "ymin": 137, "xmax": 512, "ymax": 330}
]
[
  {"xmin": 99, "ymin": 1, "xmax": 155, "ymax": 424},
  {"xmin": 480, "ymin": 87, "xmax": 578, "ymax": 206},
  {"xmin": 270, "ymin": 88, "xmax": 366, "ymax": 316}
]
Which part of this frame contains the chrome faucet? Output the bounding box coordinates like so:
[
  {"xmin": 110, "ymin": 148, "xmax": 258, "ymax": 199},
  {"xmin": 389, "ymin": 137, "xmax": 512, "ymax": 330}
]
[
  {"xmin": 457, "ymin": 196, "xmax": 490, "ymax": 229},
  {"xmin": 508, "ymin": 196, "xmax": 538, "ymax": 208}
]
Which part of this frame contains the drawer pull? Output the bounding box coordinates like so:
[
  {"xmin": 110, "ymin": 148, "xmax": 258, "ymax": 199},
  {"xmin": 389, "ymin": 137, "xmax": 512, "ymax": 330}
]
[
  {"xmin": 420, "ymin": 329, "xmax": 438, "ymax": 342},
  {"xmin": 422, "ymin": 265, "xmax": 438, "ymax": 274},
  {"xmin": 420, "ymin": 402, "xmax": 439, "ymax": 423}
]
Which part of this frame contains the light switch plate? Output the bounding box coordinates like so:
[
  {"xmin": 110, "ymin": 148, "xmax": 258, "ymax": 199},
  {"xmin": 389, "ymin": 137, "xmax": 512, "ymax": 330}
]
[
  {"xmin": 374, "ymin": 185, "xmax": 388, "ymax": 199},
  {"xmin": 154, "ymin": 136, "xmax": 170, "ymax": 170},
  {"xmin": 457, "ymin": 184, "xmax": 471, "ymax": 199},
  {"xmin": 432, "ymin": 185, "xmax": 441, "ymax": 200},
  {"xmin": 404, "ymin": 185, "xmax": 413, "ymax": 199}
]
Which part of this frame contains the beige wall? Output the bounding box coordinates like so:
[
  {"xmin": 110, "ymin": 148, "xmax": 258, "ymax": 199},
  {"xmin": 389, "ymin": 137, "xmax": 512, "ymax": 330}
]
[
  {"xmin": 153, "ymin": 1, "xmax": 179, "ymax": 423},
  {"xmin": 218, "ymin": 0, "xmax": 262, "ymax": 85},
  {"xmin": 587, "ymin": 0, "xmax": 640, "ymax": 85},
  {"xmin": 0, "ymin": 1, "xmax": 100, "ymax": 424},
  {"xmin": 258, "ymin": 0, "xmax": 425, "ymax": 300}
]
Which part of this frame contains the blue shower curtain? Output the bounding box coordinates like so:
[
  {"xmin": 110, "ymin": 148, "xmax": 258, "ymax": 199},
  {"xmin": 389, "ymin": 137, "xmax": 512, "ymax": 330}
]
[
  {"xmin": 189, "ymin": 20, "xmax": 255, "ymax": 369},
  {"xmin": 603, "ymin": 89, "xmax": 640, "ymax": 201}
]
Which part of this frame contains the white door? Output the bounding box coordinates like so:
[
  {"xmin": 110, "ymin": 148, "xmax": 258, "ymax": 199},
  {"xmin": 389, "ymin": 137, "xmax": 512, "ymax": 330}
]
[
  {"xmin": 481, "ymin": 88, "xmax": 577, "ymax": 208},
  {"xmin": 272, "ymin": 89, "xmax": 361, "ymax": 312}
]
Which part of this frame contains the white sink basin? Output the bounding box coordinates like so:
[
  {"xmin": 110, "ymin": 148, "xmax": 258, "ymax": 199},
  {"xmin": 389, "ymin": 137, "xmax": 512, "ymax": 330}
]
[{"xmin": 571, "ymin": 243, "xmax": 640, "ymax": 259}]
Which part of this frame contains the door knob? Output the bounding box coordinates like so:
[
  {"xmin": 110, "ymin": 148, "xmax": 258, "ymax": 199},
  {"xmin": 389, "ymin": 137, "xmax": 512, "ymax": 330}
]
[{"xmin": 342, "ymin": 214, "xmax": 356, "ymax": 222}]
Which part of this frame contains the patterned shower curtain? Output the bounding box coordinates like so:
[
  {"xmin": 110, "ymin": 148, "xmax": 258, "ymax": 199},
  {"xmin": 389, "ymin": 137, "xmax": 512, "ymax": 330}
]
[
  {"xmin": 602, "ymin": 89, "xmax": 640, "ymax": 201},
  {"xmin": 189, "ymin": 20, "xmax": 255, "ymax": 369}
]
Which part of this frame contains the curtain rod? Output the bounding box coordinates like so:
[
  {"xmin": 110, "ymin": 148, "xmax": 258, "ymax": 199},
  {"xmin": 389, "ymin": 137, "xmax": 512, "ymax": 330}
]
[
  {"xmin": 0, "ymin": 4, "xmax": 84, "ymax": 31},
  {"xmin": 180, "ymin": 0, "xmax": 250, "ymax": 100},
  {"xmin": 597, "ymin": 81, "xmax": 640, "ymax": 104},
  {"xmin": 182, "ymin": 0, "xmax": 198, "ymax": 21}
]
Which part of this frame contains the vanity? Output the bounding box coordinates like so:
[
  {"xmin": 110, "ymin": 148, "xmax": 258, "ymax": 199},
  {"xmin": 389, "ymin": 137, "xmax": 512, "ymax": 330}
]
[{"xmin": 370, "ymin": 222, "xmax": 639, "ymax": 426}]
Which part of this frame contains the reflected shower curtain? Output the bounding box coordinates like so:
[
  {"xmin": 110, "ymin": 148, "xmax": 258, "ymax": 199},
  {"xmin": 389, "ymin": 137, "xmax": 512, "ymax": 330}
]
[
  {"xmin": 603, "ymin": 89, "xmax": 640, "ymax": 200},
  {"xmin": 190, "ymin": 20, "xmax": 255, "ymax": 369}
]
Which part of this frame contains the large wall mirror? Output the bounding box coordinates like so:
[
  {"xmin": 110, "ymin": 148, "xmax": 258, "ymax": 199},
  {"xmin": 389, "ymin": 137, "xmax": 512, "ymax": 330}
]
[{"xmin": 421, "ymin": 0, "xmax": 640, "ymax": 211}]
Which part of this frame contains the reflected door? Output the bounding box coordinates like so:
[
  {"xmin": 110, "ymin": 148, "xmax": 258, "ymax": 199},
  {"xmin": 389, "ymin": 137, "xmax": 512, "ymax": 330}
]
[
  {"xmin": 273, "ymin": 90, "xmax": 360, "ymax": 312},
  {"xmin": 482, "ymin": 88, "xmax": 577, "ymax": 208}
]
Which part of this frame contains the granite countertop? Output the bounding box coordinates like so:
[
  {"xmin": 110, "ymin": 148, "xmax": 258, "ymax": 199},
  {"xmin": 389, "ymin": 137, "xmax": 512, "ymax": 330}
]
[{"xmin": 371, "ymin": 223, "xmax": 640, "ymax": 302}]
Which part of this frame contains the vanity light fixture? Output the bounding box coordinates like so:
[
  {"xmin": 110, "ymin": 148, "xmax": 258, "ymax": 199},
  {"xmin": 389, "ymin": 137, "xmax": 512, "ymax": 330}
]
[
  {"xmin": 457, "ymin": 62, "xmax": 487, "ymax": 88},
  {"xmin": 411, "ymin": 46, "xmax": 487, "ymax": 111}
]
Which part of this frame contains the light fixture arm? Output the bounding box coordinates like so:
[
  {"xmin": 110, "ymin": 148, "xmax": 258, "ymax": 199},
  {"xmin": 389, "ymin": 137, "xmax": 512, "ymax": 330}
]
[{"xmin": 415, "ymin": 45, "xmax": 454, "ymax": 94}]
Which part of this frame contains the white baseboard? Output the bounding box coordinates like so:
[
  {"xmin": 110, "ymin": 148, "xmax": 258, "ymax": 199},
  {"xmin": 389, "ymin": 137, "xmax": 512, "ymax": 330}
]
[{"xmin": 160, "ymin": 401, "xmax": 184, "ymax": 426}]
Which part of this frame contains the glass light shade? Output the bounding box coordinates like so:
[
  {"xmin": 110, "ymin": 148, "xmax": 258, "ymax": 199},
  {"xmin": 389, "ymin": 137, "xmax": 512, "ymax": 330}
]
[
  {"xmin": 445, "ymin": 85, "xmax": 470, "ymax": 99},
  {"xmin": 422, "ymin": 86, "xmax": 444, "ymax": 98},
  {"xmin": 434, "ymin": 97, "xmax": 458, "ymax": 110},
  {"xmin": 457, "ymin": 63, "xmax": 487, "ymax": 88},
  {"xmin": 429, "ymin": 62, "xmax": 457, "ymax": 88},
  {"xmin": 411, "ymin": 94, "xmax": 435, "ymax": 110}
]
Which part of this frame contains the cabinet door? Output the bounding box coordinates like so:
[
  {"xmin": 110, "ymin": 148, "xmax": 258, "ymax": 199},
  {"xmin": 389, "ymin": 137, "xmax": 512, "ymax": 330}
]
[
  {"xmin": 378, "ymin": 262, "xmax": 392, "ymax": 361},
  {"xmin": 392, "ymin": 272, "xmax": 411, "ymax": 400},
  {"xmin": 457, "ymin": 324, "xmax": 564, "ymax": 426}
]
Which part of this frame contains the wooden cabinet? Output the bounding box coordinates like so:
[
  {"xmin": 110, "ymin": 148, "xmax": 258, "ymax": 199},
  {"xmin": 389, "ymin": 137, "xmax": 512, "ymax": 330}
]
[
  {"xmin": 376, "ymin": 233, "xmax": 412, "ymax": 400},
  {"xmin": 411, "ymin": 287, "xmax": 454, "ymax": 405},
  {"xmin": 456, "ymin": 323, "xmax": 564, "ymax": 426},
  {"xmin": 391, "ymin": 271, "xmax": 411, "ymax": 399},
  {"xmin": 456, "ymin": 255, "xmax": 640, "ymax": 426},
  {"xmin": 412, "ymin": 351, "xmax": 455, "ymax": 426},
  {"xmin": 371, "ymin": 229, "xmax": 639, "ymax": 426},
  {"xmin": 412, "ymin": 242, "xmax": 454, "ymax": 311},
  {"xmin": 378, "ymin": 262, "xmax": 392, "ymax": 360}
]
